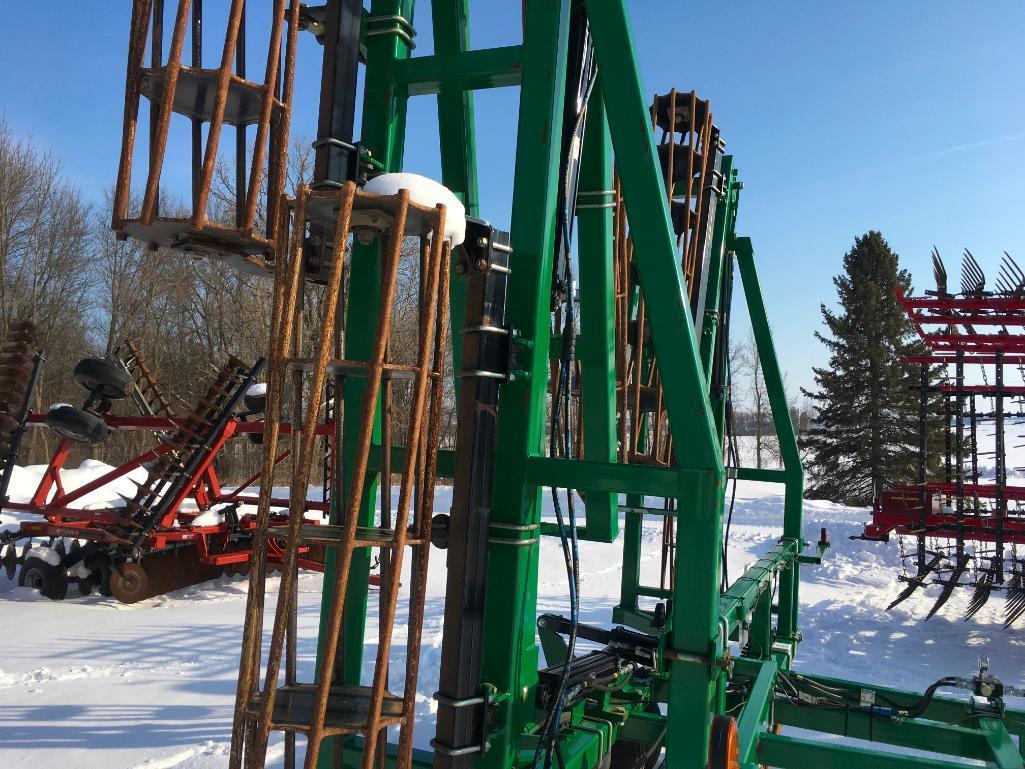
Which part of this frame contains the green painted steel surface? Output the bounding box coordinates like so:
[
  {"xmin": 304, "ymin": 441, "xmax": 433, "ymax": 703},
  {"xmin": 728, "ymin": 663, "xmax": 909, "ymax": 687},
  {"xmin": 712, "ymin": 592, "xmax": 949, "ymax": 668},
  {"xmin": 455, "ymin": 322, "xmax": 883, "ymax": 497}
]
[
  {"xmin": 574, "ymin": 85, "xmax": 619, "ymax": 542},
  {"xmin": 758, "ymin": 732, "xmax": 978, "ymax": 769},
  {"xmin": 316, "ymin": 2, "xmax": 415, "ymax": 766},
  {"xmin": 735, "ymin": 237, "xmax": 805, "ymax": 643},
  {"xmin": 477, "ymin": 3, "xmax": 572, "ymax": 769},
  {"xmin": 307, "ymin": 3, "xmax": 1004, "ymax": 769}
]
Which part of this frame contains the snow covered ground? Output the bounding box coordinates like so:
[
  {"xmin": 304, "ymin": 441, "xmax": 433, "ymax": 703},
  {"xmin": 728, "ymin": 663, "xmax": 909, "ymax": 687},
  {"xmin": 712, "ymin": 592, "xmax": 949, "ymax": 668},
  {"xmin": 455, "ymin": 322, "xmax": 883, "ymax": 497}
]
[{"xmin": 1, "ymin": 458, "xmax": 1023, "ymax": 769}]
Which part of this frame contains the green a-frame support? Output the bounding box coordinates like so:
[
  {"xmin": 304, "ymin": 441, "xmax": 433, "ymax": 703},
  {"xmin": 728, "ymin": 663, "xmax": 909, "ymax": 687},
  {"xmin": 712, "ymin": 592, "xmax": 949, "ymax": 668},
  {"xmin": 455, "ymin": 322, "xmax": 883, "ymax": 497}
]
[{"xmin": 316, "ymin": 3, "xmax": 1025, "ymax": 769}]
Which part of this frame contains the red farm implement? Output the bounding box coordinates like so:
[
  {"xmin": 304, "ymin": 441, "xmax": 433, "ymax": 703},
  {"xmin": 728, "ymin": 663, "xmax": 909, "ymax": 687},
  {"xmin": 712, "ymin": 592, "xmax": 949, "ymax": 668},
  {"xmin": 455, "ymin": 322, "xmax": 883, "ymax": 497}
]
[
  {"xmin": 863, "ymin": 249, "xmax": 1025, "ymax": 626},
  {"xmin": 0, "ymin": 336, "xmax": 338, "ymax": 603}
]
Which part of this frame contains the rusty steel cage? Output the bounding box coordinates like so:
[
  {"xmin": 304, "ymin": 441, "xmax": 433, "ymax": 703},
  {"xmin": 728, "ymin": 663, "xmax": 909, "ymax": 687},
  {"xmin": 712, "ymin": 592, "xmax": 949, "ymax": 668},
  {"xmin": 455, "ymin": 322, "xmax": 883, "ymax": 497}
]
[
  {"xmin": 112, "ymin": 0, "xmax": 300, "ymax": 274},
  {"xmin": 231, "ymin": 182, "xmax": 453, "ymax": 769}
]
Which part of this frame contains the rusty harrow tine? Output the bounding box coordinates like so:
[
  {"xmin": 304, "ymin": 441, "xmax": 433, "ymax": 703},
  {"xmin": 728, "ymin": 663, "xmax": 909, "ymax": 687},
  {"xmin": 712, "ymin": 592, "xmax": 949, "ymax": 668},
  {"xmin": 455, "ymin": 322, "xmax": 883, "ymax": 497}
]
[
  {"xmin": 397, "ymin": 239, "xmax": 451, "ymax": 769},
  {"xmin": 301, "ymin": 190, "xmax": 407, "ymax": 769},
  {"xmin": 140, "ymin": 0, "xmax": 191, "ymax": 225},
  {"xmin": 192, "ymin": 0, "xmax": 246, "ymax": 230},
  {"xmin": 112, "ymin": 0, "xmax": 154, "ymax": 228},
  {"xmin": 242, "ymin": 0, "xmax": 288, "ymax": 234},
  {"xmin": 248, "ymin": 182, "xmax": 359, "ymax": 769},
  {"xmin": 229, "ymin": 191, "xmax": 307, "ymax": 769},
  {"xmin": 361, "ymin": 205, "xmax": 446, "ymax": 769}
]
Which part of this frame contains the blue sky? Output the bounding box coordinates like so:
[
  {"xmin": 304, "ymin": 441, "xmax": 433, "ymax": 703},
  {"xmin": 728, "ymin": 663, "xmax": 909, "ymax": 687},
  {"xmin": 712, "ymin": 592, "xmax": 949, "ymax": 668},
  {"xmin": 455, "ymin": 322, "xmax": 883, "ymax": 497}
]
[{"xmin": 2, "ymin": 2, "xmax": 1024, "ymax": 395}]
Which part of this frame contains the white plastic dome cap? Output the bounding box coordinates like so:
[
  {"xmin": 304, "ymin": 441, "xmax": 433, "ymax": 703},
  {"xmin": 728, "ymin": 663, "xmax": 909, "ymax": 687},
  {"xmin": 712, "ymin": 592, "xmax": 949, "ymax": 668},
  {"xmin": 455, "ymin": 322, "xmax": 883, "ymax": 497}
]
[{"xmin": 362, "ymin": 173, "xmax": 466, "ymax": 246}]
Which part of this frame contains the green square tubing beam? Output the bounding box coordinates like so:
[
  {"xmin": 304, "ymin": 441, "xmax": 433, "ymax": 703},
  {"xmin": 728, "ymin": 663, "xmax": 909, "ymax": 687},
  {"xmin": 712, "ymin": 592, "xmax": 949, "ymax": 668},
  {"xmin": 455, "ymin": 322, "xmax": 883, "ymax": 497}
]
[
  {"xmin": 395, "ymin": 44, "xmax": 524, "ymax": 96},
  {"xmin": 316, "ymin": 2, "xmax": 416, "ymax": 766},
  {"xmin": 477, "ymin": 3, "xmax": 572, "ymax": 769},
  {"xmin": 584, "ymin": 2, "xmax": 729, "ymax": 765},
  {"xmin": 756, "ymin": 732, "xmax": 982, "ymax": 769},
  {"xmin": 789, "ymin": 671, "xmax": 1025, "ymax": 742},
  {"xmin": 773, "ymin": 699, "xmax": 1012, "ymax": 766},
  {"xmin": 735, "ymin": 658, "xmax": 777, "ymax": 766},
  {"xmin": 429, "ymin": 0, "xmax": 480, "ymax": 398},
  {"xmin": 574, "ymin": 85, "xmax": 619, "ymax": 543},
  {"xmin": 735, "ymin": 237, "xmax": 805, "ymax": 643}
]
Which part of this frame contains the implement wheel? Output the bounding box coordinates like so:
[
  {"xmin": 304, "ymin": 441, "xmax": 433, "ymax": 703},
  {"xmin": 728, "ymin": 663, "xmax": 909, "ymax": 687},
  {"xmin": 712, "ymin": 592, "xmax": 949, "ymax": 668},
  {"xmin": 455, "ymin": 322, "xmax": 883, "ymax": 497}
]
[
  {"xmin": 74, "ymin": 358, "xmax": 132, "ymax": 400},
  {"xmin": 110, "ymin": 562, "xmax": 150, "ymax": 604},
  {"xmin": 18, "ymin": 556, "xmax": 68, "ymax": 600},
  {"xmin": 46, "ymin": 405, "xmax": 107, "ymax": 444}
]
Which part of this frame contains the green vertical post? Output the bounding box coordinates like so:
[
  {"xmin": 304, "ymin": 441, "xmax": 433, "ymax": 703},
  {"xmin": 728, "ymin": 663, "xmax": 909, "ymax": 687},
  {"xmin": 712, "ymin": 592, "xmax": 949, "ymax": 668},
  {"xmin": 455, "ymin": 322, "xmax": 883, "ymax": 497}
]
[
  {"xmin": 575, "ymin": 88, "xmax": 618, "ymax": 542},
  {"xmin": 585, "ymin": 2, "xmax": 727, "ymax": 766},
  {"xmin": 318, "ymin": 2, "xmax": 416, "ymax": 767},
  {"xmin": 432, "ymin": 0, "xmax": 479, "ymax": 376},
  {"xmin": 478, "ymin": 3, "xmax": 571, "ymax": 769},
  {"xmin": 735, "ymin": 237, "xmax": 804, "ymax": 645},
  {"xmin": 698, "ymin": 160, "xmax": 739, "ymax": 440}
]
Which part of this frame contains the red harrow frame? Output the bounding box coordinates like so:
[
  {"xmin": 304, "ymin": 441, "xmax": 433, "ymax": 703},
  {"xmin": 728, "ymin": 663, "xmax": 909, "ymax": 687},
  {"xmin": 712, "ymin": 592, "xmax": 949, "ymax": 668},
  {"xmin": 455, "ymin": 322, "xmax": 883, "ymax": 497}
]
[
  {"xmin": 862, "ymin": 250, "xmax": 1025, "ymax": 626},
  {"xmin": 0, "ymin": 342, "xmax": 340, "ymax": 604}
]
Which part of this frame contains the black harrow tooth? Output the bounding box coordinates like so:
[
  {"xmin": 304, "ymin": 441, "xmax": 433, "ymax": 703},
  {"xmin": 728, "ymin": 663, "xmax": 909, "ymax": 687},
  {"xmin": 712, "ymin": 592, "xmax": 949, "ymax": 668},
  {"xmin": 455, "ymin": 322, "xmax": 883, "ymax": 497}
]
[
  {"xmin": 961, "ymin": 249, "xmax": 987, "ymax": 296},
  {"xmin": 1005, "ymin": 568, "xmax": 1025, "ymax": 628},
  {"xmin": 925, "ymin": 554, "xmax": 971, "ymax": 620},
  {"xmin": 964, "ymin": 558, "xmax": 999, "ymax": 619},
  {"xmin": 887, "ymin": 553, "xmax": 944, "ymax": 611},
  {"xmin": 932, "ymin": 246, "xmax": 948, "ymax": 296}
]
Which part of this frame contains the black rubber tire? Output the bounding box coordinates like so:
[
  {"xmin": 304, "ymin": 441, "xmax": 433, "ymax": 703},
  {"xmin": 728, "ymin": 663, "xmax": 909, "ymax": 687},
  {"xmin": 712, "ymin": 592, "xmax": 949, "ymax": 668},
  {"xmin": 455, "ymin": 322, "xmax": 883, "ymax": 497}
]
[
  {"xmin": 18, "ymin": 556, "xmax": 69, "ymax": 600},
  {"xmin": 243, "ymin": 388, "xmax": 267, "ymax": 414},
  {"xmin": 45, "ymin": 405, "xmax": 107, "ymax": 444},
  {"xmin": 74, "ymin": 357, "xmax": 132, "ymax": 400}
]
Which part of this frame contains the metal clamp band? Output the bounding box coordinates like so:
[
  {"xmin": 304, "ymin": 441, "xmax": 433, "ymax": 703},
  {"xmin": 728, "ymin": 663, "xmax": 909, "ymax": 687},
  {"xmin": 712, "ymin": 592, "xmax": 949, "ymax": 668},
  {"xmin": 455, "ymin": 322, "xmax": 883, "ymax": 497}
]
[
  {"xmin": 365, "ymin": 15, "xmax": 417, "ymax": 49},
  {"xmin": 430, "ymin": 739, "xmax": 491, "ymax": 757},
  {"xmin": 433, "ymin": 692, "xmax": 485, "ymax": 708},
  {"xmin": 457, "ymin": 370, "xmax": 506, "ymax": 380},
  {"xmin": 490, "ymin": 522, "xmax": 540, "ymax": 532},
  {"xmin": 461, "ymin": 324, "xmax": 509, "ymax": 336},
  {"xmin": 312, "ymin": 137, "xmax": 356, "ymax": 151},
  {"xmin": 576, "ymin": 202, "xmax": 617, "ymax": 210},
  {"xmin": 488, "ymin": 536, "xmax": 540, "ymax": 546}
]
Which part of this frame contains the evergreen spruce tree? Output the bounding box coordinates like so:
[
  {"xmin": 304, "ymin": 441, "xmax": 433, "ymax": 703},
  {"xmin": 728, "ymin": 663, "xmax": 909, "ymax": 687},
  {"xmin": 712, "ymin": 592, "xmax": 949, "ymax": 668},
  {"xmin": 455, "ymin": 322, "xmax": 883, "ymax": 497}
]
[{"xmin": 802, "ymin": 231, "xmax": 938, "ymax": 505}]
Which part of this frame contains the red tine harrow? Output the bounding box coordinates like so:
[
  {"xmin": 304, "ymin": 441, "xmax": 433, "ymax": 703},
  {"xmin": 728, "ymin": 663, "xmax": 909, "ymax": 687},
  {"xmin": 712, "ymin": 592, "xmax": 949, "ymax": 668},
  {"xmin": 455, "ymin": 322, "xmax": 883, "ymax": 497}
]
[{"xmin": 863, "ymin": 249, "xmax": 1025, "ymax": 626}]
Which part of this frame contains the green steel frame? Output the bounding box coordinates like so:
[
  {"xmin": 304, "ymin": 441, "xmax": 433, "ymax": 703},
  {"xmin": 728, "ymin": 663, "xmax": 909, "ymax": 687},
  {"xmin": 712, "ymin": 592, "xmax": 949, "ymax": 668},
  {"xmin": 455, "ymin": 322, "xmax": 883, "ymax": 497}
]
[{"xmin": 315, "ymin": 3, "xmax": 1025, "ymax": 769}]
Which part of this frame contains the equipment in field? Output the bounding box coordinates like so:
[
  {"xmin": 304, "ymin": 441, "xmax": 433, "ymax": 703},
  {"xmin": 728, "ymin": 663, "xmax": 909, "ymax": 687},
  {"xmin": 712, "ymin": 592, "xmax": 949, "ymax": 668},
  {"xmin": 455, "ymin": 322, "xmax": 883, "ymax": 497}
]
[
  {"xmin": 109, "ymin": 2, "xmax": 1025, "ymax": 769},
  {"xmin": 0, "ymin": 343, "xmax": 336, "ymax": 603},
  {"xmin": 863, "ymin": 249, "xmax": 1025, "ymax": 628}
]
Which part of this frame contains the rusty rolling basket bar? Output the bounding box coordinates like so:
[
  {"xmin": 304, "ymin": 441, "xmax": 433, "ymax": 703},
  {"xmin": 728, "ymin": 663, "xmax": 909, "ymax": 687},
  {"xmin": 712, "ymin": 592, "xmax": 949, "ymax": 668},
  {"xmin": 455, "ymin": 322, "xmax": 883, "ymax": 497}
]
[
  {"xmin": 112, "ymin": 0, "xmax": 301, "ymax": 273},
  {"xmin": 231, "ymin": 181, "xmax": 453, "ymax": 769}
]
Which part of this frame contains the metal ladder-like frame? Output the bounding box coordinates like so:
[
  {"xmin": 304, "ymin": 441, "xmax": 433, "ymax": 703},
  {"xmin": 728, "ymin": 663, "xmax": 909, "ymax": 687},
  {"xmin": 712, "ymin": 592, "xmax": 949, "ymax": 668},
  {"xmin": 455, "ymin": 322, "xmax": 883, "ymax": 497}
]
[{"xmin": 231, "ymin": 181, "xmax": 452, "ymax": 769}]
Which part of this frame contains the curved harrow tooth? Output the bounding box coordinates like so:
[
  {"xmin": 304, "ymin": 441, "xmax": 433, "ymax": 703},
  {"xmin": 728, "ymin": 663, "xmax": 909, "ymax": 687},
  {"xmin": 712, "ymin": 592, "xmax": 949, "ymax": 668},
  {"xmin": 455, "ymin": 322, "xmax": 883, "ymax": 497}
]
[
  {"xmin": 19, "ymin": 541, "xmax": 30, "ymax": 561},
  {"xmin": 961, "ymin": 249, "xmax": 987, "ymax": 295},
  {"xmin": 1004, "ymin": 571, "xmax": 1025, "ymax": 628},
  {"xmin": 924, "ymin": 554, "xmax": 970, "ymax": 620},
  {"xmin": 55, "ymin": 539, "xmax": 66, "ymax": 559},
  {"xmin": 931, "ymin": 246, "xmax": 947, "ymax": 294},
  {"xmin": 964, "ymin": 559, "xmax": 998, "ymax": 619},
  {"xmin": 887, "ymin": 553, "xmax": 943, "ymax": 611}
]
